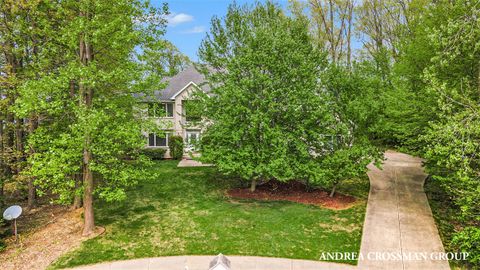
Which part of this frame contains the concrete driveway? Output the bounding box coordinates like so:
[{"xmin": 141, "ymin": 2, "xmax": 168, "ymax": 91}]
[{"xmin": 358, "ymin": 151, "xmax": 450, "ymax": 270}]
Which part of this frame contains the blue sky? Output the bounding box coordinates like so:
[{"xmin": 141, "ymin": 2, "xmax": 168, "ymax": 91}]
[{"xmin": 153, "ymin": 0, "xmax": 291, "ymax": 62}]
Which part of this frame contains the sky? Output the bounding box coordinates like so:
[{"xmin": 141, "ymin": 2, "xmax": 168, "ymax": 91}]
[{"xmin": 153, "ymin": 0, "xmax": 291, "ymax": 62}]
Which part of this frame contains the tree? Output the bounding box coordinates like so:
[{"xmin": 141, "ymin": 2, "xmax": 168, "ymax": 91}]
[
  {"xmin": 0, "ymin": 0, "xmax": 57, "ymax": 209},
  {"xmin": 320, "ymin": 144, "xmax": 377, "ymax": 197},
  {"xmin": 15, "ymin": 0, "xmax": 168, "ymax": 235},
  {"xmin": 352, "ymin": 0, "xmax": 441, "ymax": 150},
  {"xmin": 162, "ymin": 41, "xmax": 191, "ymax": 76},
  {"xmin": 198, "ymin": 2, "xmax": 376, "ymax": 194},
  {"xmin": 0, "ymin": 0, "xmax": 24, "ymax": 208},
  {"xmin": 168, "ymin": 135, "xmax": 184, "ymax": 160},
  {"xmin": 308, "ymin": 0, "xmax": 355, "ymax": 66},
  {"xmin": 141, "ymin": 39, "xmax": 190, "ymax": 77},
  {"xmin": 420, "ymin": 0, "xmax": 480, "ymax": 265},
  {"xmin": 319, "ymin": 64, "xmax": 382, "ymax": 195},
  {"xmin": 355, "ymin": 0, "xmax": 417, "ymax": 61}
]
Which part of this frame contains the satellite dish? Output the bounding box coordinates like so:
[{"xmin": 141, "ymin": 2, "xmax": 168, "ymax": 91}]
[
  {"xmin": 3, "ymin": 205, "xmax": 22, "ymax": 221},
  {"xmin": 3, "ymin": 205, "xmax": 22, "ymax": 242}
]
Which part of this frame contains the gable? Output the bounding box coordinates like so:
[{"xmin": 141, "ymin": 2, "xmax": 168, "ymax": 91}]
[
  {"xmin": 171, "ymin": 81, "xmax": 199, "ymax": 100},
  {"xmin": 154, "ymin": 66, "xmax": 209, "ymax": 101}
]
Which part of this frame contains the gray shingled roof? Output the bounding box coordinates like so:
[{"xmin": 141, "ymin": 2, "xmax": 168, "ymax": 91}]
[{"xmin": 151, "ymin": 66, "xmax": 209, "ymax": 101}]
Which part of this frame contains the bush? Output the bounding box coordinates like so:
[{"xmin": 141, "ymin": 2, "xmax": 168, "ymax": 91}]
[
  {"xmin": 141, "ymin": 148, "xmax": 166, "ymax": 160},
  {"xmin": 452, "ymin": 226, "xmax": 480, "ymax": 268},
  {"xmin": 0, "ymin": 219, "xmax": 6, "ymax": 252},
  {"xmin": 168, "ymin": 135, "xmax": 184, "ymax": 160},
  {"xmin": 0, "ymin": 238, "xmax": 5, "ymax": 252}
]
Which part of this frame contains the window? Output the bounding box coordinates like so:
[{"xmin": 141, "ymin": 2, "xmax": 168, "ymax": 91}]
[
  {"xmin": 166, "ymin": 103, "xmax": 174, "ymax": 117},
  {"xmin": 148, "ymin": 133, "xmax": 155, "ymax": 146},
  {"xmin": 148, "ymin": 132, "xmax": 169, "ymax": 147},
  {"xmin": 147, "ymin": 103, "xmax": 174, "ymax": 118}
]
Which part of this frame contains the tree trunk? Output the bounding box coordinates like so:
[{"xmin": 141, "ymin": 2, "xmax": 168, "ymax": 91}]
[
  {"xmin": 0, "ymin": 119, "xmax": 5, "ymax": 207},
  {"xmin": 346, "ymin": 1, "xmax": 353, "ymax": 68},
  {"xmin": 69, "ymin": 80, "xmax": 83, "ymax": 210},
  {"xmin": 14, "ymin": 118, "xmax": 24, "ymax": 165},
  {"xmin": 26, "ymin": 179, "xmax": 36, "ymax": 209},
  {"xmin": 2, "ymin": 102, "xmax": 15, "ymax": 202},
  {"xmin": 80, "ymin": 87, "xmax": 95, "ymax": 236},
  {"xmin": 329, "ymin": 183, "xmax": 338, "ymax": 198},
  {"xmin": 0, "ymin": 181, "xmax": 4, "ymax": 208},
  {"xmin": 79, "ymin": 21, "xmax": 95, "ymax": 235},
  {"xmin": 81, "ymin": 89, "xmax": 95, "ymax": 235},
  {"xmin": 329, "ymin": 0, "xmax": 335, "ymax": 63},
  {"xmin": 250, "ymin": 178, "xmax": 257, "ymax": 192},
  {"xmin": 69, "ymin": 79, "xmax": 75, "ymax": 98},
  {"xmin": 72, "ymin": 173, "xmax": 83, "ymax": 209},
  {"xmin": 305, "ymin": 179, "xmax": 314, "ymax": 192},
  {"xmin": 82, "ymin": 150, "xmax": 94, "ymax": 235},
  {"xmin": 26, "ymin": 116, "xmax": 38, "ymax": 210},
  {"xmin": 14, "ymin": 116, "xmax": 25, "ymax": 209}
]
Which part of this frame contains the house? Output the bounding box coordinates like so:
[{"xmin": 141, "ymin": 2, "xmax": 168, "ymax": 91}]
[{"xmin": 143, "ymin": 66, "xmax": 209, "ymax": 157}]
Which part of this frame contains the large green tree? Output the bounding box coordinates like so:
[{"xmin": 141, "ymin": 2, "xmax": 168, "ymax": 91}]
[
  {"xmin": 198, "ymin": 2, "xmax": 377, "ymax": 194},
  {"xmin": 14, "ymin": 0, "xmax": 169, "ymax": 235},
  {"xmin": 356, "ymin": 0, "xmax": 480, "ymax": 265},
  {"xmin": 420, "ymin": 0, "xmax": 480, "ymax": 265},
  {"xmin": 0, "ymin": 0, "xmax": 60, "ymax": 209},
  {"xmin": 198, "ymin": 2, "xmax": 330, "ymax": 191}
]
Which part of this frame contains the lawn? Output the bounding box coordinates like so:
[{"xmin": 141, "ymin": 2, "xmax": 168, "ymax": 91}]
[{"xmin": 51, "ymin": 160, "xmax": 369, "ymax": 269}]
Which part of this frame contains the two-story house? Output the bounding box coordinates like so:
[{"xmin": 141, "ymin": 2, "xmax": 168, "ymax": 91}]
[{"xmin": 144, "ymin": 66, "xmax": 209, "ymax": 157}]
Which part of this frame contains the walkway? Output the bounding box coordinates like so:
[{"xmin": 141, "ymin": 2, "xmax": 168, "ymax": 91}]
[
  {"xmin": 358, "ymin": 151, "xmax": 450, "ymax": 270},
  {"xmin": 177, "ymin": 158, "xmax": 213, "ymax": 167},
  {"xmin": 70, "ymin": 151, "xmax": 450, "ymax": 270}
]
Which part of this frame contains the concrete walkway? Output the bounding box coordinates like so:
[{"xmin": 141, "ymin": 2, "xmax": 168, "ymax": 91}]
[
  {"xmin": 69, "ymin": 151, "xmax": 450, "ymax": 270},
  {"xmin": 177, "ymin": 159, "xmax": 213, "ymax": 167},
  {"xmin": 358, "ymin": 151, "xmax": 450, "ymax": 270}
]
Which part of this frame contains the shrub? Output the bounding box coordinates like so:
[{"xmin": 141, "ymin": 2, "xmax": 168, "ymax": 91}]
[
  {"xmin": 141, "ymin": 148, "xmax": 166, "ymax": 160},
  {"xmin": 168, "ymin": 135, "xmax": 184, "ymax": 160},
  {"xmin": 0, "ymin": 238, "xmax": 5, "ymax": 252},
  {"xmin": 452, "ymin": 226, "xmax": 480, "ymax": 268},
  {"xmin": 0, "ymin": 219, "xmax": 6, "ymax": 252}
]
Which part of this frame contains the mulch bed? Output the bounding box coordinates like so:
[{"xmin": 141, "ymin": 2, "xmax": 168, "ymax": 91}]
[
  {"xmin": 0, "ymin": 206, "xmax": 104, "ymax": 270},
  {"xmin": 227, "ymin": 180, "xmax": 357, "ymax": 210}
]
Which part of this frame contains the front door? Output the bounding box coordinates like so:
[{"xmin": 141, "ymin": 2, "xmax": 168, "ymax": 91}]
[{"xmin": 185, "ymin": 131, "xmax": 200, "ymax": 152}]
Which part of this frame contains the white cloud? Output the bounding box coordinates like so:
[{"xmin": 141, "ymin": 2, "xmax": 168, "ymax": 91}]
[
  {"xmin": 167, "ymin": 13, "xmax": 194, "ymax": 26},
  {"xmin": 181, "ymin": 26, "xmax": 206, "ymax": 34}
]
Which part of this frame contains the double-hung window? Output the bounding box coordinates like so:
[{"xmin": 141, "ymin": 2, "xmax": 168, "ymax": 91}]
[
  {"xmin": 148, "ymin": 103, "xmax": 174, "ymax": 117},
  {"xmin": 148, "ymin": 132, "xmax": 169, "ymax": 147}
]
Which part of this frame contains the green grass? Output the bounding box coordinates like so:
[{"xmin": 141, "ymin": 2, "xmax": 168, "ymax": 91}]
[{"xmin": 51, "ymin": 161, "xmax": 368, "ymax": 269}]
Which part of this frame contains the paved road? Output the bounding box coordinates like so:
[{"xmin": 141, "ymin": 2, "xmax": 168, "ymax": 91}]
[
  {"xmin": 69, "ymin": 151, "xmax": 450, "ymax": 270},
  {"xmin": 70, "ymin": 256, "xmax": 355, "ymax": 270},
  {"xmin": 358, "ymin": 151, "xmax": 450, "ymax": 270}
]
